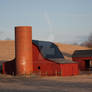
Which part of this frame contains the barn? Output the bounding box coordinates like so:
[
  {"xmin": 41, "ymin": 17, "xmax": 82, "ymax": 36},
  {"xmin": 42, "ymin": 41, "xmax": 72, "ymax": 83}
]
[
  {"xmin": 1, "ymin": 26, "xmax": 79, "ymax": 76},
  {"xmin": 72, "ymin": 50, "xmax": 92, "ymax": 71},
  {"xmin": 2, "ymin": 40, "xmax": 79, "ymax": 76},
  {"xmin": 32, "ymin": 40, "xmax": 79, "ymax": 76}
]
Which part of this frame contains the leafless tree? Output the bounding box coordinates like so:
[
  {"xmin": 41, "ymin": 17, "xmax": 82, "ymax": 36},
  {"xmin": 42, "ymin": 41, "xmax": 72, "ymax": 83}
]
[
  {"xmin": 5, "ymin": 37, "xmax": 11, "ymax": 40},
  {"xmin": 80, "ymin": 33, "xmax": 92, "ymax": 48}
]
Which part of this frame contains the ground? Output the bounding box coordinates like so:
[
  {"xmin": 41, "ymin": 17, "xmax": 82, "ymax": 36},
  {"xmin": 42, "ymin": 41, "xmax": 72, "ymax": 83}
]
[{"xmin": 0, "ymin": 74, "xmax": 92, "ymax": 92}]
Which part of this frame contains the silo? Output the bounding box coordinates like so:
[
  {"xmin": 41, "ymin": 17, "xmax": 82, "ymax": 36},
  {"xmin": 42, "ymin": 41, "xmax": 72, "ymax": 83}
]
[{"xmin": 15, "ymin": 26, "xmax": 33, "ymax": 75}]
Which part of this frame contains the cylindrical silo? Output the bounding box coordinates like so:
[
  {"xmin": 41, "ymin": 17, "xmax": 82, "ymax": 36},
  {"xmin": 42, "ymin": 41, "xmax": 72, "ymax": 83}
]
[{"xmin": 15, "ymin": 26, "xmax": 33, "ymax": 75}]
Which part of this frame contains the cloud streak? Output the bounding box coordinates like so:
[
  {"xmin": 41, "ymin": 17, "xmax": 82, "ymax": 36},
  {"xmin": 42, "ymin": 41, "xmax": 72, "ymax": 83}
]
[{"xmin": 44, "ymin": 11, "xmax": 55, "ymax": 41}]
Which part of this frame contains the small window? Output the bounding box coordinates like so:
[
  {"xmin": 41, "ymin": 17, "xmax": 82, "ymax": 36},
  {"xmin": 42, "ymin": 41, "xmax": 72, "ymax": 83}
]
[{"xmin": 38, "ymin": 66, "xmax": 40, "ymax": 70}]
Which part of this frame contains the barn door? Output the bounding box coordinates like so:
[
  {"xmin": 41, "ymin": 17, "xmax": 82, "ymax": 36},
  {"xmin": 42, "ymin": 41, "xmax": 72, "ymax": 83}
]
[
  {"xmin": 85, "ymin": 60, "xmax": 90, "ymax": 70},
  {"xmin": 85, "ymin": 60, "xmax": 92, "ymax": 71}
]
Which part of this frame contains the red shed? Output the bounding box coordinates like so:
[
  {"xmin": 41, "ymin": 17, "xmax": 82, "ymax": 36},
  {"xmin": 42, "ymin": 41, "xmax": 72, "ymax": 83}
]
[{"xmin": 72, "ymin": 50, "xmax": 92, "ymax": 71}]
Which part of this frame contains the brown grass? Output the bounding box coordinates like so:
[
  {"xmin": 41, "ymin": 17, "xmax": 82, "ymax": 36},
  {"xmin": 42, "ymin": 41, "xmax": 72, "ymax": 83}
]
[
  {"xmin": 0, "ymin": 40, "xmax": 15, "ymax": 61},
  {"xmin": 0, "ymin": 40, "xmax": 90, "ymax": 61},
  {"xmin": 55, "ymin": 43, "xmax": 90, "ymax": 60}
]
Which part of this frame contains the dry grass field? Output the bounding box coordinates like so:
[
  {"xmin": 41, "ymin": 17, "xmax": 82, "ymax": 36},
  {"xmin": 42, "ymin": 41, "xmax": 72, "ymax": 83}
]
[
  {"xmin": 55, "ymin": 43, "xmax": 90, "ymax": 60},
  {"xmin": 0, "ymin": 40, "xmax": 92, "ymax": 92},
  {"xmin": 0, "ymin": 40, "xmax": 90, "ymax": 61},
  {"xmin": 0, "ymin": 40, "xmax": 15, "ymax": 61}
]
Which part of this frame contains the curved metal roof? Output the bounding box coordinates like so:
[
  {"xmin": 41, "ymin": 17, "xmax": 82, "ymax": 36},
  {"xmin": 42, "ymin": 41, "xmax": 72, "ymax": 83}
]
[
  {"xmin": 32, "ymin": 40, "xmax": 64, "ymax": 59},
  {"xmin": 32, "ymin": 40, "xmax": 76, "ymax": 64}
]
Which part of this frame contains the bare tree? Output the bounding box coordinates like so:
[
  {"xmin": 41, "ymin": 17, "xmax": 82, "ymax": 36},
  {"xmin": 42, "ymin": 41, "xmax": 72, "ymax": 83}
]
[
  {"xmin": 80, "ymin": 33, "xmax": 92, "ymax": 48},
  {"xmin": 5, "ymin": 37, "xmax": 11, "ymax": 40}
]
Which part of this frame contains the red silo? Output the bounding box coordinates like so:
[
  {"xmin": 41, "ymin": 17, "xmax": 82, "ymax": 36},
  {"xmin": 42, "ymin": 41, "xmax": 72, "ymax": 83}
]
[{"xmin": 15, "ymin": 26, "xmax": 33, "ymax": 75}]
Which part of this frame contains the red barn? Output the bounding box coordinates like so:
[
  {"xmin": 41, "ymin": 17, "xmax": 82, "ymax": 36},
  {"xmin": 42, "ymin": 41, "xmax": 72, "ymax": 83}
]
[
  {"xmin": 2, "ymin": 40, "xmax": 79, "ymax": 76},
  {"xmin": 72, "ymin": 50, "xmax": 92, "ymax": 71},
  {"xmin": 32, "ymin": 40, "xmax": 79, "ymax": 76}
]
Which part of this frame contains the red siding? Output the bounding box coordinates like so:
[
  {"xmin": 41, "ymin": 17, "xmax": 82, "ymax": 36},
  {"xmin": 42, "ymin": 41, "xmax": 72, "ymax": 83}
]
[
  {"xmin": 72, "ymin": 63, "xmax": 79, "ymax": 75},
  {"xmin": 60, "ymin": 64, "xmax": 79, "ymax": 76},
  {"xmin": 72, "ymin": 57, "xmax": 92, "ymax": 71}
]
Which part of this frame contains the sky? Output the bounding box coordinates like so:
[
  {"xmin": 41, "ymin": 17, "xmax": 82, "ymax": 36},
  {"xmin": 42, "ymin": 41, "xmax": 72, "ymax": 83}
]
[{"xmin": 0, "ymin": 0, "xmax": 92, "ymax": 44}]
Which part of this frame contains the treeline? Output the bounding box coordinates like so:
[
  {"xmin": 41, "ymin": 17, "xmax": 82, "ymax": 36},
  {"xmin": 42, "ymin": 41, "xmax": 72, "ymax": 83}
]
[{"xmin": 80, "ymin": 33, "xmax": 92, "ymax": 48}]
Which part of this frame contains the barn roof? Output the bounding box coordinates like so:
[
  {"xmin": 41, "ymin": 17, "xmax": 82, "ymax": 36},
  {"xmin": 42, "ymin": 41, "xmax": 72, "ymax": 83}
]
[
  {"xmin": 32, "ymin": 40, "xmax": 76, "ymax": 64},
  {"xmin": 32, "ymin": 40, "xmax": 64, "ymax": 59},
  {"xmin": 72, "ymin": 50, "xmax": 92, "ymax": 58}
]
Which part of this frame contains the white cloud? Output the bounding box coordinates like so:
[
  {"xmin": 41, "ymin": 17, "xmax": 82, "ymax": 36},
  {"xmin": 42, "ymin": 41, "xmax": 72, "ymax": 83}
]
[{"xmin": 44, "ymin": 11, "xmax": 55, "ymax": 41}]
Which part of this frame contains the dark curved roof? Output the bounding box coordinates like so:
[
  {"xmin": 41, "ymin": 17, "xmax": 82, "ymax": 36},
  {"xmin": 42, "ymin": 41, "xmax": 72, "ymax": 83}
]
[
  {"xmin": 32, "ymin": 40, "xmax": 76, "ymax": 64},
  {"xmin": 72, "ymin": 50, "xmax": 92, "ymax": 58},
  {"xmin": 32, "ymin": 40, "xmax": 64, "ymax": 59}
]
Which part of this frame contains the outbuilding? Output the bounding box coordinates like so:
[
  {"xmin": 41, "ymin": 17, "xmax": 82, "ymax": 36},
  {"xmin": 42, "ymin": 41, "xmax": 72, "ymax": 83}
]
[{"xmin": 72, "ymin": 50, "xmax": 92, "ymax": 71}]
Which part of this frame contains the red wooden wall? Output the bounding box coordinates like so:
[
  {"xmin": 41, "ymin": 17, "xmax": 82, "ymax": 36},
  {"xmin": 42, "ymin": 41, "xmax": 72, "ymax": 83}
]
[
  {"xmin": 72, "ymin": 57, "xmax": 92, "ymax": 71},
  {"xmin": 60, "ymin": 63, "xmax": 79, "ymax": 76}
]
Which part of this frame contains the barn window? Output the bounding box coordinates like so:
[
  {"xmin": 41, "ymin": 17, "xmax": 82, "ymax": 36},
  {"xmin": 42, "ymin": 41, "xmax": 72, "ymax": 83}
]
[{"xmin": 38, "ymin": 66, "xmax": 40, "ymax": 70}]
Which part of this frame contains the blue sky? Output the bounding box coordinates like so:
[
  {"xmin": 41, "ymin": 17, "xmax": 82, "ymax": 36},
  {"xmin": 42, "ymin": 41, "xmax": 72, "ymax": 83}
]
[{"xmin": 0, "ymin": 0, "xmax": 92, "ymax": 43}]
